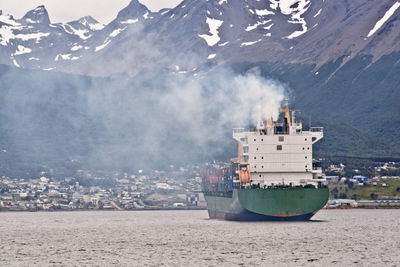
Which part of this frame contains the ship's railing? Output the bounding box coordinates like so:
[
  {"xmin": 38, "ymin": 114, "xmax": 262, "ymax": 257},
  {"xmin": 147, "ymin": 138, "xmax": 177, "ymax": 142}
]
[
  {"xmin": 233, "ymin": 128, "xmax": 245, "ymax": 133},
  {"xmin": 310, "ymin": 127, "xmax": 323, "ymax": 132}
]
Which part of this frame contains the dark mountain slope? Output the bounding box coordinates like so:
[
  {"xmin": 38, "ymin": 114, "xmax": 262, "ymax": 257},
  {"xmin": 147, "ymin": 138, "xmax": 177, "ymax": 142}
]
[
  {"xmin": 230, "ymin": 50, "xmax": 400, "ymax": 150},
  {"xmin": 1, "ymin": 63, "xmax": 399, "ymax": 177}
]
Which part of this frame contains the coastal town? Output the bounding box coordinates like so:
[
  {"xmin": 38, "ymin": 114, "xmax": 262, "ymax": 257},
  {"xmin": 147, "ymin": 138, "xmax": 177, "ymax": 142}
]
[
  {"xmin": 0, "ymin": 164, "xmax": 206, "ymax": 211},
  {"xmin": 1, "ymin": 161, "xmax": 399, "ymax": 211}
]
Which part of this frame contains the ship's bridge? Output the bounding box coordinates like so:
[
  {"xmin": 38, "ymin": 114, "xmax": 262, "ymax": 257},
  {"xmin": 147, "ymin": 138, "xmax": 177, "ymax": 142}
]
[{"xmin": 232, "ymin": 105, "xmax": 324, "ymax": 187}]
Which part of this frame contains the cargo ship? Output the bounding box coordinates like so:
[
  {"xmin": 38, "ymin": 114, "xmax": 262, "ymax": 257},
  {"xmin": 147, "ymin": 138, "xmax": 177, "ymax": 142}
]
[{"xmin": 201, "ymin": 102, "xmax": 329, "ymax": 221}]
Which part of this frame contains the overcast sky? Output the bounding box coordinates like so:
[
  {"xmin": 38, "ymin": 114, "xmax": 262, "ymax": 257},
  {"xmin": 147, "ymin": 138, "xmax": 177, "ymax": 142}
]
[{"xmin": 0, "ymin": 0, "xmax": 183, "ymax": 24}]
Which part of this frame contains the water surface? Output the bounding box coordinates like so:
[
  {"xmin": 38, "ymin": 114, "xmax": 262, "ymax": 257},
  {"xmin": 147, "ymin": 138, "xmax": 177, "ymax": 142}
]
[{"xmin": 0, "ymin": 209, "xmax": 399, "ymax": 266}]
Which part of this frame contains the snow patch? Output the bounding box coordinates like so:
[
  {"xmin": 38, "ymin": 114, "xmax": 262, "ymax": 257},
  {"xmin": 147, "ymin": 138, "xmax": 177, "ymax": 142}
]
[
  {"xmin": 13, "ymin": 45, "xmax": 32, "ymax": 56},
  {"xmin": 269, "ymin": 0, "xmax": 279, "ymax": 10},
  {"xmin": 246, "ymin": 23, "xmax": 259, "ymax": 31},
  {"xmin": 283, "ymin": 0, "xmax": 311, "ymax": 39},
  {"xmin": 71, "ymin": 45, "xmax": 83, "ymax": 51},
  {"xmin": 21, "ymin": 31, "xmax": 49, "ymax": 43},
  {"xmin": 95, "ymin": 40, "xmax": 112, "ymax": 52},
  {"xmin": 218, "ymin": 41, "xmax": 229, "ymax": 46},
  {"xmin": 198, "ymin": 17, "xmax": 224, "ymax": 46},
  {"xmin": 245, "ymin": 19, "xmax": 272, "ymax": 31},
  {"xmin": 121, "ymin": 18, "xmax": 139, "ymax": 24},
  {"xmin": 208, "ymin": 54, "xmax": 216, "ymax": 59},
  {"xmin": 240, "ymin": 39, "xmax": 261, "ymax": 47},
  {"xmin": 62, "ymin": 24, "xmax": 92, "ymax": 40},
  {"xmin": 88, "ymin": 22, "xmax": 104, "ymax": 31},
  {"xmin": 54, "ymin": 54, "xmax": 79, "ymax": 61},
  {"xmin": 110, "ymin": 28, "xmax": 124, "ymax": 38},
  {"xmin": 219, "ymin": 0, "xmax": 227, "ymax": 5},
  {"xmin": 29, "ymin": 57, "xmax": 39, "ymax": 61},
  {"xmin": 25, "ymin": 18, "xmax": 38, "ymax": 24},
  {"xmin": 255, "ymin": 9, "xmax": 275, "ymax": 16},
  {"xmin": 79, "ymin": 17, "xmax": 104, "ymax": 31},
  {"xmin": 367, "ymin": 1, "xmax": 400, "ymax": 38},
  {"xmin": 12, "ymin": 58, "xmax": 20, "ymax": 67},
  {"xmin": 0, "ymin": 13, "xmax": 20, "ymax": 26},
  {"xmin": 314, "ymin": 9, "xmax": 322, "ymax": 17},
  {"xmin": 55, "ymin": 54, "xmax": 72, "ymax": 61},
  {"xmin": 0, "ymin": 26, "xmax": 50, "ymax": 45},
  {"xmin": 264, "ymin": 23, "xmax": 273, "ymax": 30}
]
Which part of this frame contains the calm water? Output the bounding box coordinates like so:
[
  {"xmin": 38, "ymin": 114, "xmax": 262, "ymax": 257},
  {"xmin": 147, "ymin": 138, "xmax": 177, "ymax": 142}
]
[{"xmin": 0, "ymin": 209, "xmax": 399, "ymax": 266}]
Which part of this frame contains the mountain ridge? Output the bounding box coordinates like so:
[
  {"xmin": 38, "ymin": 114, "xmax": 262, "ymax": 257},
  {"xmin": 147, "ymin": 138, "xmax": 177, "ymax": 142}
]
[
  {"xmin": 0, "ymin": 0, "xmax": 399, "ymax": 176},
  {"xmin": 1, "ymin": 0, "xmax": 399, "ymax": 74}
]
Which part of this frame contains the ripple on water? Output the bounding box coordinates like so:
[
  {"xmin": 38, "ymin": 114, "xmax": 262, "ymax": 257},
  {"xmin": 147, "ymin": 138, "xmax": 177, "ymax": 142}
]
[{"xmin": 0, "ymin": 209, "xmax": 399, "ymax": 266}]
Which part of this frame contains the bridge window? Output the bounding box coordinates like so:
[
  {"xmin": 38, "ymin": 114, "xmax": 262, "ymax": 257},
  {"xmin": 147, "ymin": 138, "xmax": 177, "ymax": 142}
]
[
  {"xmin": 277, "ymin": 145, "xmax": 282, "ymax": 151},
  {"xmin": 279, "ymin": 136, "xmax": 284, "ymax": 142}
]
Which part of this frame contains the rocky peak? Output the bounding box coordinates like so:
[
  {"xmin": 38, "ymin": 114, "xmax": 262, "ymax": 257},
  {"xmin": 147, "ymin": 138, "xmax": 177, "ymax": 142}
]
[
  {"xmin": 77, "ymin": 16, "xmax": 104, "ymax": 31},
  {"xmin": 21, "ymin": 5, "xmax": 51, "ymax": 25},
  {"xmin": 116, "ymin": 0, "xmax": 152, "ymax": 22}
]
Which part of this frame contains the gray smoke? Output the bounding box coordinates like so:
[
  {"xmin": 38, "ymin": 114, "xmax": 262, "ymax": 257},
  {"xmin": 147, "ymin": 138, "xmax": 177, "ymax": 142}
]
[
  {"xmin": 0, "ymin": 16, "xmax": 288, "ymax": 176},
  {"xmin": 81, "ymin": 67, "xmax": 287, "ymax": 170},
  {"xmin": 0, "ymin": 64, "xmax": 287, "ymax": 175}
]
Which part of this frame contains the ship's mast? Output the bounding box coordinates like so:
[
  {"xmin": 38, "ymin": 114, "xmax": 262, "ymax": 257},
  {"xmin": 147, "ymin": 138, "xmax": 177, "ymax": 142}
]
[{"xmin": 280, "ymin": 99, "xmax": 291, "ymax": 127}]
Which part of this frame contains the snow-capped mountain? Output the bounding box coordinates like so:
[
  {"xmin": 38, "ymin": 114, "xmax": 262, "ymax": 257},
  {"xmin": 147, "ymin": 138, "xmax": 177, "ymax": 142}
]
[
  {"xmin": 1, "ymin": 0, "xmax": 400, "ymax": 176},
  {"xmin": 0, "ymin": 5, "xmax": 104, "ymax": 70},
  {"xmin": 0, "ymin": 0, "xmax": 400, "ymax": 75}
]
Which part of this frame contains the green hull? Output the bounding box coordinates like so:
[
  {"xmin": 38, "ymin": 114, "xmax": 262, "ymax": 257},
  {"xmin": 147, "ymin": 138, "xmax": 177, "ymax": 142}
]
[{"xmin": 204, "ymin": 187, "xmax": 329, "ymax": 221}]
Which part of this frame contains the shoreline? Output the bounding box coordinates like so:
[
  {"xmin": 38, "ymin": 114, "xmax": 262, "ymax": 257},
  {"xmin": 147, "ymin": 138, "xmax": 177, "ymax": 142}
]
[
  {"xmin": 0, "ymin": 206, "xmax": 208, "ymax": 212},
  {"xmin": 2, "ymin": 207, "xmax": 400, "ymax": 213}
]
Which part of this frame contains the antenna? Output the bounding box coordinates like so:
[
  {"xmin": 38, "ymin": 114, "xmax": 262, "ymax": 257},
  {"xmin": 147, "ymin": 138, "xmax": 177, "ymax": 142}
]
[{"xmin": 291, "ymin": 110, "xmax": 295, "ymax": 124}]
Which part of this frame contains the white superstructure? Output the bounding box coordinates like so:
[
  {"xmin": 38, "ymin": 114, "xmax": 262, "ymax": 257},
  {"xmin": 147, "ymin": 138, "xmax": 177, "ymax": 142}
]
[{"xmin": 233, "ymin": 102, "xmax": 324, "ymax": 186}]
